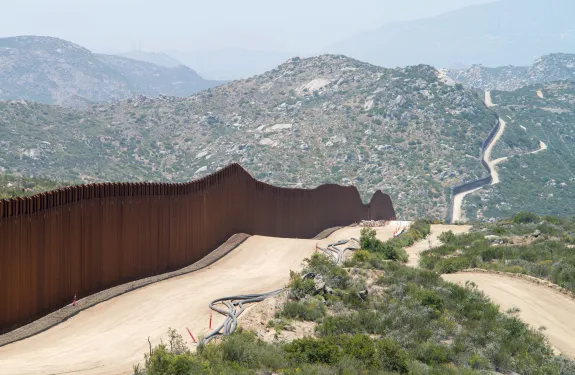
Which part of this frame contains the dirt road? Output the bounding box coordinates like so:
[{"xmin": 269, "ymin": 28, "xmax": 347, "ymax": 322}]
[
  {"xmin": 451, "ymin": 187, "xmax": 482, "ymax": 223},
  {"xmin": 483, "ymin": 118, "xmax": 507, "ymax": 185},
  {"xmin": 404, "ymin": 226, "xmax": 575, "ymax": 357},
  {"xmin": 404, "ymin": 225, "xmax": 471, "ymax": 267},
  {"xmin": 485, "ymin": 90, "xmax": 496, "ymax": 107},
  {"xmin": 443, "ymin": 273, "xmax": 575, "ymax": 358},
  {"xmin": 0, "ymin": 225, "xmax": 399, "ymax": 375}
]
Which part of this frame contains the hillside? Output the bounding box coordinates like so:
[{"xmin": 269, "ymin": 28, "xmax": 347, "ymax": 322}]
[
  {"xmin": 326, "ymin": 0, "xmax": 575, "ymax": 69},
  {"xmin": 461, "ymin": 81, "xmax": 575, "ymax": 220},
  {"xmin": 446, "ymin": 53, "xmax": 575, "ymax": 91},
  {"xmin": 0, "ymin": 36, "xmax": 221, "ymax": 107},
  {"xmin": 0, "ymin": 54, "xmax": 495, "ymax": 219}
]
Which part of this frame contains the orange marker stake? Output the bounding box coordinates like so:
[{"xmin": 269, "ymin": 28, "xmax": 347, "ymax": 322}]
[{"xmin": 186, "ymin": 327, "xmax": 197, "ymax": 343}]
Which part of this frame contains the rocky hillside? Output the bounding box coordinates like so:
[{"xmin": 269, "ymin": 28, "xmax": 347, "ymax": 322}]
[
  {"xmin": 0, "ymin": 55, "xmax": 495, "ymax": 219},
  {"xmin": 446, "ymin": 53, "xmax": 575, "ymax": 91},
  {"xmin": 0, "ymin": 36, "xmax": 221, "ymax": 107}
]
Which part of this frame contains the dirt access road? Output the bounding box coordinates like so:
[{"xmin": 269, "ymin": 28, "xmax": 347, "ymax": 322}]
[
  {"xmin": 443, "ymin": 273, "xmax": 575, "ymax": 357},
  {"xmin": 0, "ymin": 224, "xmax": 402, "ymax": 375},
  {"xmin": 403, "ymin": 225, "xmax": 575, "ymax": 358}
]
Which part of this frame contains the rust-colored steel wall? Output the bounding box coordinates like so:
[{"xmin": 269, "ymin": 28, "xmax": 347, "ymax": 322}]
[{"xmin": 0, "ymin": 164, "xmax": 395, "ymax": 332}]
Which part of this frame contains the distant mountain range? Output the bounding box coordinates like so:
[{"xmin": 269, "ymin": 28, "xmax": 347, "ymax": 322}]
[
  {"xmin": 118, "ymin": 51, "xmax": 182, "ymax": 68},
  {"xmin": 0, "ymin": 36, "xmax": 222, "ymax": 107},
  {"xmin": 445, "ymin": 53, "xmax": 575, "ymax": 91},
  {"xmin": 164, "ymin": 48, "xmax": 296, "ymax": 80},
  {"xmin": 326, "ymin": 0, "xmax": 575, "ymax": 69}
]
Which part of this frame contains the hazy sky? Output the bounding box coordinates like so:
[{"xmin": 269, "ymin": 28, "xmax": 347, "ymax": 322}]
[{"xmin": 1, "ymin": 0, "xmax": 495, "ymax": 54}]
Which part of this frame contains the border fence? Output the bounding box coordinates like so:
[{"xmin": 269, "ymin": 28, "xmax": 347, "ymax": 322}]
[
  {"xmin": 448, "ymin": 115, "xmax": 500, "ymax": 223},
  {"xmin": 0, "ymin": 163, "xmax": 395, "ymax": 332}
]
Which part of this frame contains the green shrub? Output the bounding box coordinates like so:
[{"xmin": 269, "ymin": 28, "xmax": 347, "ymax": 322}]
[
  {"xmin": 218, "ymin": 330, "xmax": 287, "ymax": 370},
  {"xmin": 436, "ymin": 257, "xmax": 469, "ymax": 273},
  {"xmin": 376, "ymin": 339, "xmax": 409, "ymax": 374},
  {"xmin": 416, "ymin": 342, "xmax": 453, "ymax": 365},
  {"xmin": 513, "ymin": 211, "xmax": 539, "ymax": 224},
  {"xmin": 413, "ymin": 289, "xmax": 444, "ymax": 312},
  {"xmin": 469, "ymin": 354, "xmax": 491, "ymax": 370},
  {"xmin": 288, "ymin": 272, "xmax": 316, "ymax": 300},
  {"xmin": 360, "ymin": 228, "xmax": 408, "ymax": 261},
  {"xmin": 304, "ymin": 254, "xmax": 351, "ymax": 289},
  {"xmin": 281, "ymin": 300, "xmax": 326, "ymax": 321},
  {"xmin": 438, "ymin": 230, "xmax": 456, "ymax": 244},
  {"xmin": 352, "ymin": 250, "xmax": 371, "ymax": 263},
  {"xmin": 285, "ymin": 337, "xmax": 342, "ymax": 364},
  {"xmin": 336, "ymin": 334, "xmax": 378, "ymax": 368}
]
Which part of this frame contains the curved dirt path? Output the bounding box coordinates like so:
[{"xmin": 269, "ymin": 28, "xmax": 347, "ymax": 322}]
[
  {"xmin": 483, "ymin": 117, "xmax": 507, "ymax": 185},
  {"xmin": 0, "ymin": 225, "xmax": 400, "ymax": 375},
  {"xmin": 403, "ymin": 225, "xmax": 575, "ymax": 358},
  {"xmin": 443, "ymin": 273, "xmax": 575, "ymax": 358},
  {"xmin": 451, "ymin": 187, "xmax": 482, "ymax": 223},
  {"xmin": 405, "ymin": 224, "xmax": 471, "ymax": 267}
]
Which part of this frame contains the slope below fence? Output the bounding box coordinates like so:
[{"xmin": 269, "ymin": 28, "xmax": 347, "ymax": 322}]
[{"xmin": 0, "ymin": 163, "xmax": 395, "ymax": 332}]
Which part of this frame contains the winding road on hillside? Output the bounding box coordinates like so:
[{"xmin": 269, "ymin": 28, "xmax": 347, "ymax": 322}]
[
  {"xmin": 451, "ymin": 90, "xmax": 547, "ymax": 222},
  {"xmin": 403, "ymin": 225, "xmax": 575, "ymax": 358},
  {"xmin": 0, "ymin": 224, "xmax": 402, "ymax": 375}
]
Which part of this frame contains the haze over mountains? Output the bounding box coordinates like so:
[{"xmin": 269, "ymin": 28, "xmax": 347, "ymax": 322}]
[
  {"xmin": 118, "ymin": 51, "xmax": 182, "ymax": 68},
  {"xmin": 0, "ymin": 36, "xmax": 222, "ymax": 107},
  {"xmin": 327, "ymin": 0, "xmax": 575, "ymax": 69}
]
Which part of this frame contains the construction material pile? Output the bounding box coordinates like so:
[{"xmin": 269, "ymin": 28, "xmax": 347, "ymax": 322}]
[{"xmin": 354, "ymin": 220, "xmax": 389, "ymax": 227}]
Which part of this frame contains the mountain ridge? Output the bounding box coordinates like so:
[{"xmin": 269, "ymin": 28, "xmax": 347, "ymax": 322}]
[
  {"xmin": 0, "ymin": 36, "xmax": 222, "ymax": 107},
  {"xmin": 0, "ymin": 54, "xmax": 495, "ymax": 219},
  {"xmin": 445, "ymin": 53, "xmax": 575, "ymax": 91}
]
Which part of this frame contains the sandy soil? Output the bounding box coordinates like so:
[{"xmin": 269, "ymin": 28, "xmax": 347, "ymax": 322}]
[
  {"xmin": 0, "ymin": 236, "xmax": 316, "ymax": 374},
  {"xmin": 537, "ymin": 89, "xmax": 545, "ymax": 98},
  {"xmin": 532, "ymin": 140, "xmax": 548, "ymax": 154},
  {"xmin": 485, "ymin": 90, "xmax": 496, "ymax": 107},
  {"xmin": 0, "ymin": 225, "xmax": 399, "ymax": 375},
  {"xmin": 442, "ymin": 273, "xmax": 575, "ymax": 358},
  {"xmin": 405, "ymin": 225, "xmax": 472, "ymax": 267},
  {"xmin": 451, "ymin": 187, "xmax": 482, "ymax": 223},
  {"xmin": 484, "ymin": 118, "xmax": 507, "ymax": 185}
]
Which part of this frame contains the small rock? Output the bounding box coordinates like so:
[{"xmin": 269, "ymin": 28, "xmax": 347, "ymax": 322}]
[
  {"xmin": 533, "ymin": 230, "xmax": 541, "ymax": 237},
  {"xmin": 485, "ymin": 235, "xmax": 501, "ymax": 242}
]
